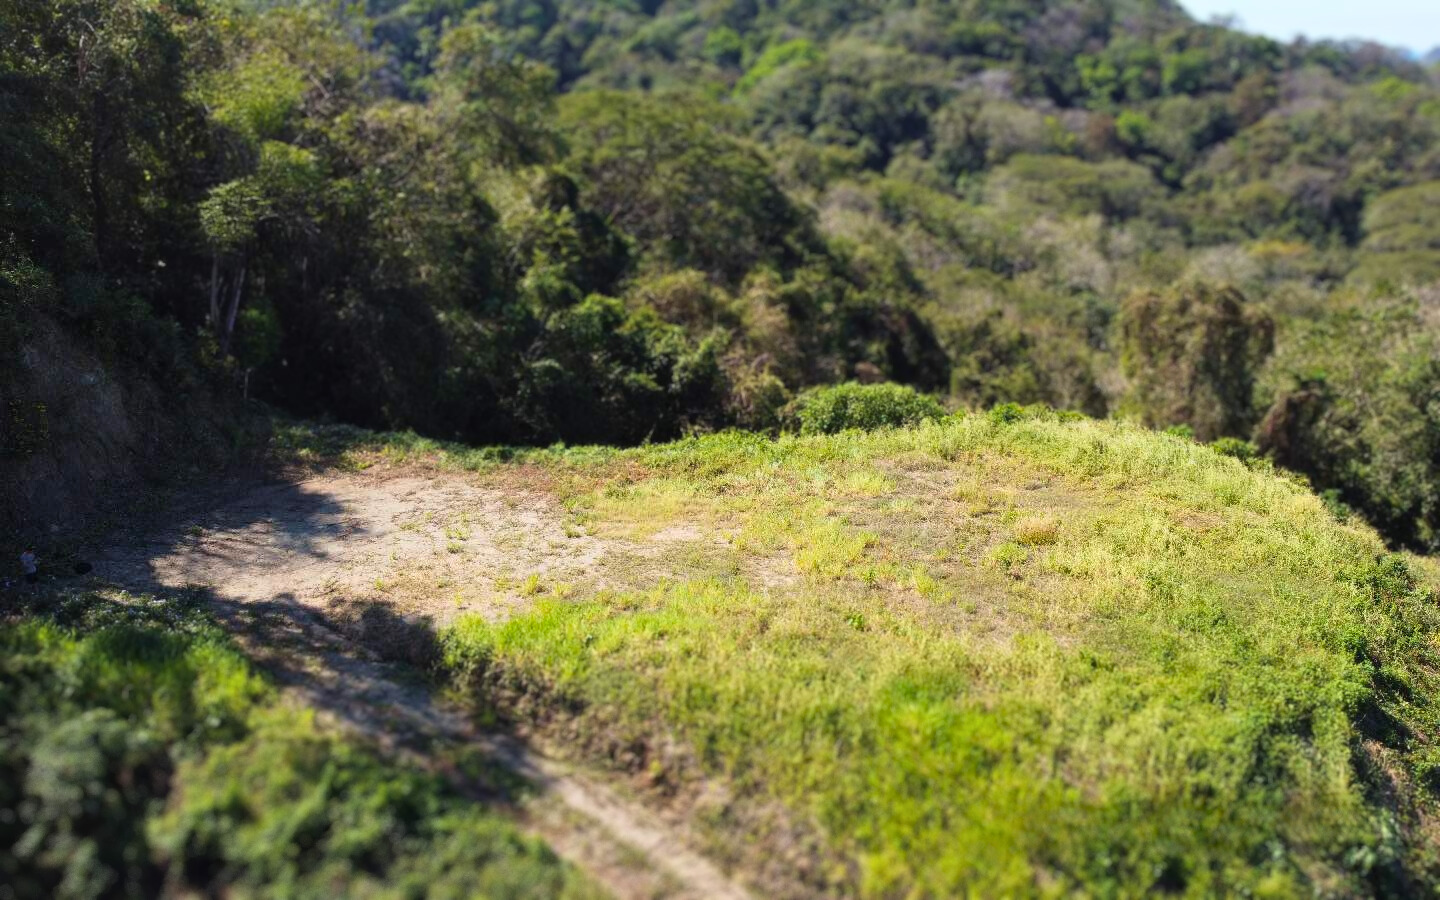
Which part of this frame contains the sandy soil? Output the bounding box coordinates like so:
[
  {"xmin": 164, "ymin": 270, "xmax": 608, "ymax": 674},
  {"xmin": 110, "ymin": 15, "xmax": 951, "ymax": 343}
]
[{"xmin": 100, "ymin": 473, "xmax": 618, "ymax": 621}]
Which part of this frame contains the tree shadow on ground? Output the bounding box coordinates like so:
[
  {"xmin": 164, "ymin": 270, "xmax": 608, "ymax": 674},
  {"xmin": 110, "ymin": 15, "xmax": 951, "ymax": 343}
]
[
  {"xmin": 69, "ymin": 475, "xmax": 508, "ymax": 780},
  {"xmin": 90, "ymin": 477, "xmax": 364, "ymax": 594}
]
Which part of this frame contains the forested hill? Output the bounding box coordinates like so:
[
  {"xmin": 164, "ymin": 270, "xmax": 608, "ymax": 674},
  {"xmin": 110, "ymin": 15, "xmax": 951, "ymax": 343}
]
[{"xmin": 3, "ymin": 0, "xmax": 1440, "ymax": 548}]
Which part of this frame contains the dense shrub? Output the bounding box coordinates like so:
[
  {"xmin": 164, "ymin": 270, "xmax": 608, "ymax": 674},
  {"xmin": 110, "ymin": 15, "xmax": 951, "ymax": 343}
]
[
  {"xmin": 1208, "ymin": 436, "xmax": 1261, "ymax": 464},
  {"xmin": 1120, "ymin": 282, "xmax": 1275, "ymax": 441},
  {"xmin": 510, "ymin": 296, "xmax": 728, "ymax": 445},
  {"xmin": 1351, "ymin": 181, "xmax": 1440, "ymax": 286},
  {"xmin": 988, "ymin": 154, "xmax": 1167, "ymax": 221},
  {"xmin": 1255, "ymin": 299, "xmax": 1440, "ymax": 550},
  {"xmin": 791, "ymin": 382, "xmax": 946, "ymax": 434}
]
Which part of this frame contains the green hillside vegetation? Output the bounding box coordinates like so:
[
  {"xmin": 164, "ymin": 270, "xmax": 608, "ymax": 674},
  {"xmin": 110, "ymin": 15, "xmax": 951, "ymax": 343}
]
[
  {"xmin": 4, "ymin": 0, "xmax": 1440, "ymax": 888},
  {"xmin": 8, "ymin": 407, "xmax": 1440, "ymax": 895},
  {"xmin": 0, "ymin": 591, "xmax": 599, "ymax": 899},
  {"xmin": 5, "ymin": 0, "xmax": 1440, "ymax": 548},
  {"xmin": 273, "ymin": 410, "xmax": 1440, "ymax": 896}
]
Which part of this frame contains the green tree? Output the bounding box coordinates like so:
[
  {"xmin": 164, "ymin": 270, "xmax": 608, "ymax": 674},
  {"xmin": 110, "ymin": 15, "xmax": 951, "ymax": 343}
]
[
  {"xmin": 702, "ymin": 26, "xmax": 744, "ymax": 67},
  {"xmin": 1350, "ymin": 181, "xmax": 1440, "ymax": 286},
  {"xmin": 0, "ymin": 0, "xmax": 212, "ymax": 313},
  {"xmin": 432, "ymin": 17, "xmax": 561, "ymax": 168},
  {"xmin": 1120, "ymin": 282, "xmax": 1274, "ymax": 440},
  {"xmin": 1256, "ymin": 298, "xmax": 1440, "ymax": 550},
  {"xmin": 559, "ymin": 90, "xmax": 811, "ymax": 285},
  {"xmin": 512, "ymin": 296, "xmax": 727, "ymax": 444}
]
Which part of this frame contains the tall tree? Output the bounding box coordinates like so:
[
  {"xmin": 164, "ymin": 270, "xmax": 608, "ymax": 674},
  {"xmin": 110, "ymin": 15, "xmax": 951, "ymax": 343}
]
[{"xmin": 1120, "ymin": 282, "xmax": 1275, "ymax": 441}]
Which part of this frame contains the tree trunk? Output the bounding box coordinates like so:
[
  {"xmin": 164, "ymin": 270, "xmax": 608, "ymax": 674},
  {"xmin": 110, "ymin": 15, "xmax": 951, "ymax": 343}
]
[
  {"xmin": 209, "ymin": 255, "xmax": 222, "ymax": 328},
  {"xmin": 89, "ymin": 92, "xmax": 111, "ymax": 269},
  {"xmin": 220, "ymin": 261, "xmax": 246, "ymax": 357}
]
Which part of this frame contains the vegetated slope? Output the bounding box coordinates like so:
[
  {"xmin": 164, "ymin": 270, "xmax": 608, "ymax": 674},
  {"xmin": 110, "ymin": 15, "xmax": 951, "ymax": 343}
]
[
  {"xmin": 0, "ymin": 590, "xmax": 602, "ymax": 899},
  {"xmin": 6, "ymin": 0, "xmax": 1440, "ymax": 549},
  {"xmin": 350, "ymin": 410, "xmax": 1440, "ymax": 897},
  {"xmin": 11, "ymin": 409, "xmax": 1438, "ymax": 896},
  {"xmin": 0, "ymin": 308, "xmax": 260, "ymax": 543}
]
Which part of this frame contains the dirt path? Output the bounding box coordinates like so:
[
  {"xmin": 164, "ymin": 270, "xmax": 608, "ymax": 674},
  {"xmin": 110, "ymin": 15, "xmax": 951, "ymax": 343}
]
[
  {"xmin": 95, "ymin": 470, "xmax": 752, "ymax": 900},
  {"xmin": 99, "ymin": 473, "xmax": 618, "ymax": 623}
]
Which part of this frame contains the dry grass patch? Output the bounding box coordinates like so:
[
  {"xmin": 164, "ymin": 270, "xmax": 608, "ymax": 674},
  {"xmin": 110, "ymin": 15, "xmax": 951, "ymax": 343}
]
[{"xmin": 1013, "ymin": 514, "xmax": 1060, "ymax": 545}]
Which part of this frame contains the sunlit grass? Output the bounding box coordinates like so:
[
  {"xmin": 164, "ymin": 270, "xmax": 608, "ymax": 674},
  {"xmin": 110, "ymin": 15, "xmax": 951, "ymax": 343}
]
[{"xmin": 430, "ymin": 412, "xmax": 1440, "ymax": 896}]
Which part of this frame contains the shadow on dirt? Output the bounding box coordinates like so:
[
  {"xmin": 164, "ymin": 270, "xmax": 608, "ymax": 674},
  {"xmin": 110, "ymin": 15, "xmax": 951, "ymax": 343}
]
[
  {"xmin": 3, "ymin": 468, "xmax": 776, "ymax": 900},
  {"xmin": 65, "ymin": 476, "xmax": 464, "ymax": 760},
  {"xmin": 90, "ymin": 477, "xmax": 365, "ymax": 593},
  {"xmin": 206, "ymin": 589, "xmax": 458, "ymax": 754},
  {"xmin": 327, "ymin": 596, "xmax": 443, "ymax": 669}
]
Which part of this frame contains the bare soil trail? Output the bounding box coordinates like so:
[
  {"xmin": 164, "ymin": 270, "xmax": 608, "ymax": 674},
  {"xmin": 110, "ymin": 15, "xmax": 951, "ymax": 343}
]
[
  {"xmin": 94, "ymin": 469, "xmax": 753, "ymax": 900},
  {"xmin": 99, "ymin": 473, "xmax": 616, "ymax": 626}
]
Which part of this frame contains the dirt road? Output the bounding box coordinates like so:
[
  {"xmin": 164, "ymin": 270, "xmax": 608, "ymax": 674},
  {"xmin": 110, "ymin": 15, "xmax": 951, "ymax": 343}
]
[{"xmin": 96, "ymin": 470, "xmax": 752, "ymax": 900}]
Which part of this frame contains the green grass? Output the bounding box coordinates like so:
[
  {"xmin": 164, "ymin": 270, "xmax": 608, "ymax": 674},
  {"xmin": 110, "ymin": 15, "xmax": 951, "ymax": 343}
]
[
  {"xmin": 0, "ymin": 589, "xmax": 602, "ymax": 900},
  {"xmin": 424, "ymin": 411, "xmax": 1440, "ymax": 897}
]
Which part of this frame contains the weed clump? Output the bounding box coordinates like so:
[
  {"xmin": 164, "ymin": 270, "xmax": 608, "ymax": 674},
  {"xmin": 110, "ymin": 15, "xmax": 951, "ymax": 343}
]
[{"xmin": 1012, "ymin": 514, "xmax": 1060, "ymax": 545}]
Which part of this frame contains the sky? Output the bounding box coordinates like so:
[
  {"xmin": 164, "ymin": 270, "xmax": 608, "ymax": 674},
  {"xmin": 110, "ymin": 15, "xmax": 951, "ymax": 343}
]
[{"xmin": 1180, "ymin": 1, "xmax": 1440, "ymax": 52}]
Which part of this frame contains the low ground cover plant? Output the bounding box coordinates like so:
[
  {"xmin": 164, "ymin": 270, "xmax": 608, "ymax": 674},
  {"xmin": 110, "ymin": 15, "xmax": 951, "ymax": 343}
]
[{"xmin": 0, "ymin": 590, "xmax": 597, "ymax": 900}]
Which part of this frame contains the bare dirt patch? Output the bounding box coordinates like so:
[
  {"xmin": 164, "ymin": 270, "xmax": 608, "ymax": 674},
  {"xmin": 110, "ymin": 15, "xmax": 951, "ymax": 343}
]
[
  {"xmin": 98, "ymin": 473, "xmax": 615, "ymax": 626},
  {"xmin": 94, "ymin": 469, "xmax": 754, "ymax": 900}
]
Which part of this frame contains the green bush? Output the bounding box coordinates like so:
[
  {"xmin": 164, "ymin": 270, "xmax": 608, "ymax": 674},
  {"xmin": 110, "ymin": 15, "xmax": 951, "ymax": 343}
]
[
  {"xmin": 1208, "ymin": 436, "xmax": 1260, "ymax": 464},
  {"xmin": 702, "ymin": 26, "xmax": 744, "ymax": 67},
  {"xmin": 1255, "ymin": 299, "xmax": 1440, "ymax": 551},
  {"xmin": 1120, "ymin": 282, "xmax": 1275, "ymax": 441},
  {"xmin": 512, "ymin": 295, "xmax": 728, "ymax": 445},
  {"xmin": 791, "ymin": 382, "xmax": 945, "ymax": 434},
  {"xmin": 0, "ymin": 590, "xmax": 595, "ymax": 899},
  {"xmin": 1351, "ymin": 181, "xmax": 1440, "ymax": 286},
  {"xmin": 735, "ymin": 39, "xmax": 821, "ymax": 94},
  {"xmin": 152, "ymin": 711, "xmax": 593, "ymax": 899},
  {"xmin": 984, "ymin": 401, "xmax": 1083, "ymax": 424},
  {"xmin": 989, "ymin": 154, "xmax": 1166, "ymax": 221}
]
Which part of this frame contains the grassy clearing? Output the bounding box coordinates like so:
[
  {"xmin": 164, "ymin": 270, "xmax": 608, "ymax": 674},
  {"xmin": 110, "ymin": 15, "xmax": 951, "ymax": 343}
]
[
  {"xmin": 0, "ymin": 589, "xmax": 602, "ymax": 900},
  {"xmin": 408, "ymin": 411, "xmax": 1440, "ymax": 896}
]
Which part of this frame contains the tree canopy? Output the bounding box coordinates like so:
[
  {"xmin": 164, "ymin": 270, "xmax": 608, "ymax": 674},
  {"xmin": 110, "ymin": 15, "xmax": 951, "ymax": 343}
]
[{"xmin": 4, "ymin": 0, "xmax": 1440, "ymax": 547}]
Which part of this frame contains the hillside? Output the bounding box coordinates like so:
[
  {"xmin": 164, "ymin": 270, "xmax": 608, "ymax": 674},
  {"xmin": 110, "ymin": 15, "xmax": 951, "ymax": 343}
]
[
  {"xmin": 5, "ymin": 0, "xmax": 1440, "ymax": 895},
  {"xmin": 5, "ymin": 0, "xmax": 1440, "ymax": 549},
  {"xmin": 7, "ymin": 411, "xmax": 1437, "ymax": 896},
  {"xmin": 399, "ymin": 409, "xmax": 1440, "ymax": 896}
]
